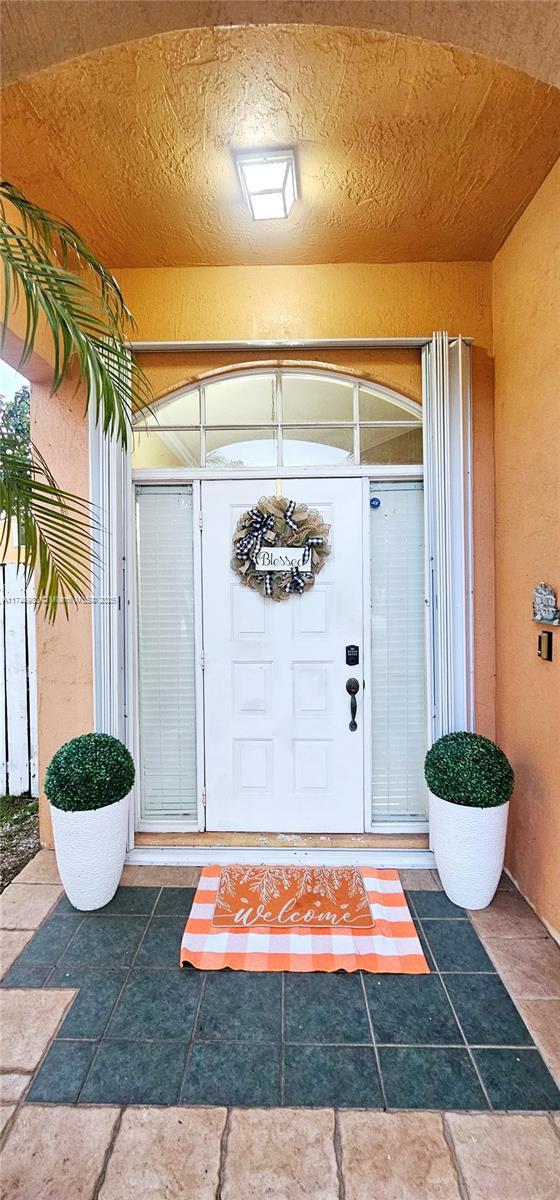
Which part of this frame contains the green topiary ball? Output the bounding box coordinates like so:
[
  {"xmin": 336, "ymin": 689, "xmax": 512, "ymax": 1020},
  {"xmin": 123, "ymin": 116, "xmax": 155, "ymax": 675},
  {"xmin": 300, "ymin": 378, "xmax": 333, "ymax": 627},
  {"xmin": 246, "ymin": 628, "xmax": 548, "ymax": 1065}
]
[
  {"xmin": 424, "ymin": 732, "xmax": 514, "ymax": 809},
  {"xmin": 45, "ymin": 733, "xmax": 135, "ymax": 813}
]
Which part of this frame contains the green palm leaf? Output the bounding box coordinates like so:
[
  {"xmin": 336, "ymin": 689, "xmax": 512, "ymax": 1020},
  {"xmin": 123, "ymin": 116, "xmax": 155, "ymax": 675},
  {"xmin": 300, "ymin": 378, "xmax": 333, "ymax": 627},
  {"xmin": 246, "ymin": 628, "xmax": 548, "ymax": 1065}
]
[
  {"xmin": 0, "ymin": 183, "xmax": 153, "ymax": 440},
  {"xmin": 0, "ymin": 181, "xmax": 153, "ymax": 618},
  {"xmin": 0, "ymin": 438, "xmax": 97, "ymax": 621}
]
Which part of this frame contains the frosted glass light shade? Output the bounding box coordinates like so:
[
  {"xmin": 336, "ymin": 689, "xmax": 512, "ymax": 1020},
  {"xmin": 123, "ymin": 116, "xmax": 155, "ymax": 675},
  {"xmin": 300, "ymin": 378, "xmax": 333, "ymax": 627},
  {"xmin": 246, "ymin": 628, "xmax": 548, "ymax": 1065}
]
[{"xmin": 236, "ymin": 149, "xmax": 297, "ymax": 220}]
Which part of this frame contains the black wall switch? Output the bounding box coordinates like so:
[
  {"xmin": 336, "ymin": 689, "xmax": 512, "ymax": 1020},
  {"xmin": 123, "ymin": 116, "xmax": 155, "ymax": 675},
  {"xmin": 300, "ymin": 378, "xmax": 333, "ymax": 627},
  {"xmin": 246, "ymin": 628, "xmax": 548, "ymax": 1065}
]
[{"xmin": 538, "ymin": 631, "xmax": 553, "ymax": 661}]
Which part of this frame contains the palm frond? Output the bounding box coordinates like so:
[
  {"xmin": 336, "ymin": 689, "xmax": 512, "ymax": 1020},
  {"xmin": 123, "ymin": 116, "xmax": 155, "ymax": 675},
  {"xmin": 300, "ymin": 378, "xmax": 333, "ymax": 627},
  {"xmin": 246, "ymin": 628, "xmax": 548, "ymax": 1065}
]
[
  {"xmin": 0, "ymin": 182, "xmax": 154, "ymax": 619},
  {"xmin": 0, "ymin": 181, "xmax": 129, "ymax": 331},
  {"xmin": 0, "ymin": 182, "xmax": 153, "ymax": 443},
  {"xmin": 0, "ymin": 432, "xmax": 97, "ymax": 622}
]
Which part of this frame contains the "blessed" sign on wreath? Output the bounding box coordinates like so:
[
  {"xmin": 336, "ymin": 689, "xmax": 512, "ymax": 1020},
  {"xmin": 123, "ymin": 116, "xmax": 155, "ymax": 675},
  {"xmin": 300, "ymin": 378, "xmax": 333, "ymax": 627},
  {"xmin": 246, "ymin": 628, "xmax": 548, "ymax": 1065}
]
[{"xmin": 231, "ymin": 496, "xmax": 331, "ymax": 601}]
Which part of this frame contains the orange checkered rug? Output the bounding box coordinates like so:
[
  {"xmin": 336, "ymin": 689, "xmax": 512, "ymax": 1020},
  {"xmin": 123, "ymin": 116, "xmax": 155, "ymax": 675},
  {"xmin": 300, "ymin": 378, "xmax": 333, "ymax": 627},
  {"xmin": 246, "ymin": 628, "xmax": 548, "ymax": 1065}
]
[{"xmin": 180, "ymin": 865, "xmax": 429, "ymax": 973}]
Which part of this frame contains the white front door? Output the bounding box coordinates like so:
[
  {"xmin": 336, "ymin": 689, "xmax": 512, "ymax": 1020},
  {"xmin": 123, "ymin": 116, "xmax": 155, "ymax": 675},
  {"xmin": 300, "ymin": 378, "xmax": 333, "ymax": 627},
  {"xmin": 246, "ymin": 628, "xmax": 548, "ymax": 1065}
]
[{"xmin": 201, "ymin": 478, "xmax": 365, "ymax": 832}]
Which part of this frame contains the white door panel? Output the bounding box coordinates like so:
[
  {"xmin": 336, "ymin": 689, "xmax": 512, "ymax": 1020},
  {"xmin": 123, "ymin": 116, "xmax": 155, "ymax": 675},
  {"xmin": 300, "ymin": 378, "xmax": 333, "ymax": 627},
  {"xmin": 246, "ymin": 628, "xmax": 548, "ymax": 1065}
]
[{"xmin": 202, "ymin": 479, "xmax": 364, "ymax": 832}]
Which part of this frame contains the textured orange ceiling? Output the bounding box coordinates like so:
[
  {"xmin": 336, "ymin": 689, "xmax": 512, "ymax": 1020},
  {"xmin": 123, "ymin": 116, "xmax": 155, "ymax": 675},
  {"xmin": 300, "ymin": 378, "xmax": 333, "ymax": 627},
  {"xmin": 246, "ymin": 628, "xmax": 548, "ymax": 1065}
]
[
  {"xmin": 3, "ymin": 1, "xmax": 560, "ymax": 87},
  {"xmin": 2, "ymin": 25, "xmax": 559, "ymax": 267}
]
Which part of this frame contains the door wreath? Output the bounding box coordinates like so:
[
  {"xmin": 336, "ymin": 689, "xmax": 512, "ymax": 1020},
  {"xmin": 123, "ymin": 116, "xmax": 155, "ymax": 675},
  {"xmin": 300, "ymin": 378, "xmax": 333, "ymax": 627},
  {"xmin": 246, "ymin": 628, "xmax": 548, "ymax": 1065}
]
[{"xmin": 231, "ymin": 495, "xmax": 331, "ymax": 600}]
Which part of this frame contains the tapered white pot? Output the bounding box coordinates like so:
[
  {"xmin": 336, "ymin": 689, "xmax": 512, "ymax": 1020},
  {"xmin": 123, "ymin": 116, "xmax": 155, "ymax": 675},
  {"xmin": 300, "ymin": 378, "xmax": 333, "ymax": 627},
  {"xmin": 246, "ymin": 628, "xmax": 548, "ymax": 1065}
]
[
  {"xmin": 50, "ymin": 796, "xmax": 129, "ymax": 911},
  {"xmin": 430, "ymin": 794, "xmax": 509, "ymax": 909}
]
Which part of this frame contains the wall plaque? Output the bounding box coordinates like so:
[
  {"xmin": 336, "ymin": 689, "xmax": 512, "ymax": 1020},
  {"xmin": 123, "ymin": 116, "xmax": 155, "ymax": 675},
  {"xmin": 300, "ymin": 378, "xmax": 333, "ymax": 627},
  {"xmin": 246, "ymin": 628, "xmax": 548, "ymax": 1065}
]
[{"xmin": 533, "ymin": 582, "xmax": 560, "ymax": 625}]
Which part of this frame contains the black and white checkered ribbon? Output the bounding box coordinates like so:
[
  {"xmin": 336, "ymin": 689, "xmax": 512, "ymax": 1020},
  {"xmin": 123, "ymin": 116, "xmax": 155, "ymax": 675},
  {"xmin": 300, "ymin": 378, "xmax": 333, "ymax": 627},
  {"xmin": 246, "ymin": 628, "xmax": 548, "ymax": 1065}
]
[
  {"xmin": 283, "ymin": 565, "xmax": 313, "ymax": 594},
  {"xmin": 264, "ymin": 573, "xmax": 274, "ymax": 597},
  {"xmin": 302, "ymin": 536, "xmax": 323, "ymax": 565},
  {"xmin": 283, "ymin": 499, "xmax": 299, "ymax": 531},
  {"xmin": 235, "ymin": 508, "xmax": 276, "ymax": 563}
]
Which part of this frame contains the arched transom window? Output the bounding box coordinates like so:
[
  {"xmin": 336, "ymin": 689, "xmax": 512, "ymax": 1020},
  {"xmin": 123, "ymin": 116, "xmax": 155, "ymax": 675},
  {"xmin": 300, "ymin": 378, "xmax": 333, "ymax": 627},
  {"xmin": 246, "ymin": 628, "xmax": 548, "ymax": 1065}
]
[{"xmin": 132, "ymin": 369, "xmax": 422, "ymax": 468}]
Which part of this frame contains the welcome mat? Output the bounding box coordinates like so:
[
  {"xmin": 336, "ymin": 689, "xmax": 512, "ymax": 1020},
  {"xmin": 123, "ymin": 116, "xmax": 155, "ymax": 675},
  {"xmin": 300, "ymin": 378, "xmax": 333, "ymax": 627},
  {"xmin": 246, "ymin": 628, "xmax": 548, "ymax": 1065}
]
[
  {"xmin": 213, "ymin": 865, "xmax": 374, "ymax": 929},
  {"xmin": 180, "ymin": 865, "xmax": 429, "ymax": 973}
]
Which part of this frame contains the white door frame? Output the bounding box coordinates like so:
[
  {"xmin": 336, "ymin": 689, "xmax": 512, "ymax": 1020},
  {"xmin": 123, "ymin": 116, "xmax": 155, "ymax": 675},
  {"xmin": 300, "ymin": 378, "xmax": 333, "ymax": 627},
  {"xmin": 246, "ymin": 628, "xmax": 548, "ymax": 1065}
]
[
  {"xmin": 129, "ymin": 465, "xmax": 425, "ymax": 839},
  {"xmin": 89, "ymin": 334, "xmax": 474, "ymax": 857}
]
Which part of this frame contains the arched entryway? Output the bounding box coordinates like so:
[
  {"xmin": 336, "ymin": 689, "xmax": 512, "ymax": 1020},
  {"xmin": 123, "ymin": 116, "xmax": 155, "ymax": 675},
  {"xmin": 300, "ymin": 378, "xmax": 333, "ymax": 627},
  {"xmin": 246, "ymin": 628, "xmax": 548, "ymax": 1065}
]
[{"xmin": 91, "ymin": 334, "xmax": 472, "ymax": 865}]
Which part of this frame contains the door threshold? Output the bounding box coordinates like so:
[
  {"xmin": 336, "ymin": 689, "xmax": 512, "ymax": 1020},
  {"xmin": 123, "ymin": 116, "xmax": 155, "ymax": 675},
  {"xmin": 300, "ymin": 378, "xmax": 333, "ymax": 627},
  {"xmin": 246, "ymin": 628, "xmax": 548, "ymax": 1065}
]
[
  {"xmin": 135, "ymin": 831, "xmax": 429, "ymax": 848},
  {"xmin": 128, "ymin": 830, "xmax": 434, "ymax": 869}
]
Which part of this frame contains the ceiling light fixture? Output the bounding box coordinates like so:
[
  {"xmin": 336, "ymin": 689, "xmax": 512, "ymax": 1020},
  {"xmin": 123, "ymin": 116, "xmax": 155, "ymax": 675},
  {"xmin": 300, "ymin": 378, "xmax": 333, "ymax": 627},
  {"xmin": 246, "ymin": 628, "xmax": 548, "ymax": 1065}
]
[{"xmin": 235, "ymin": 149, "xmax": 297, "ymax": 220}]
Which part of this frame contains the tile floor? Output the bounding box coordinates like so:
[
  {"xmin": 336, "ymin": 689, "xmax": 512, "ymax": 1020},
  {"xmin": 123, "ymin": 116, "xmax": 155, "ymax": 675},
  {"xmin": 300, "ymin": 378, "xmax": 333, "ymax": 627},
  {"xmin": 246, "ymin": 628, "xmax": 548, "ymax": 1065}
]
[
  {"xmin": 2, "ymin": 855, "xmax": 560, "ymax": 1199},
  {"xmin": 1, "ymin": 880, "xmax": 559, "ymax": 1112}
]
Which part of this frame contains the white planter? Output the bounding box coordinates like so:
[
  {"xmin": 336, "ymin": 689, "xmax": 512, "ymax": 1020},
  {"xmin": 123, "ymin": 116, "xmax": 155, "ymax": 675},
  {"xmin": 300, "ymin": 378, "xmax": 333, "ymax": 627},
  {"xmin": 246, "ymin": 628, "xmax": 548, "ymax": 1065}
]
[
  {"xmin": 430, "ymin": 793, "xmax": 509, "ymax": 909},
  {"xmin": 50, "ymin": 796, "xmax": 129, "ymax": 911}
]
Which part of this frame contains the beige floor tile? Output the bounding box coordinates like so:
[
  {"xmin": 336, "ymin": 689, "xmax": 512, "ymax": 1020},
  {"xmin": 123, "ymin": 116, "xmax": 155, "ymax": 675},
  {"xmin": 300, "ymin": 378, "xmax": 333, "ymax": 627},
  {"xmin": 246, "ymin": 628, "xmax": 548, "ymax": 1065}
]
[
  {"xmin": 516, "ymin": 999, "xmax": 560, "ymax": 1084},
  {"xmin": 0, "ymin": 929, "xmax": 33, "ymax": 977},
  {"xmin": 446, "ymin": 1113, "xmax": 560, "ymax": 1200},
  {"xmin": 470, "ymin": 893, "xmax": 548, "ymax": 939},
  {"xmin": 0, "ymin": 1073, "xmax": 31, "ymax": 1103},
  {"xmin": 0, "ymin": 989, "xmax": 76, "ymax": 1071},
  {"xmin": 1, "ymin": 1105, "xmax": 119, "ymax": 1199},
  {"xmin": 99, "ymin": 1107, "xmax": 226, "ymax": 1199},
  {"xmin": 120, "ymin": 865, "xmax": 202, "ymax": 887},
  {"xmin": 340, "ymin": 1112, "xmax": 461, "ymax": 1200},
  {"xmin": 14, "ymin": 850, "xmax": 60, "ymax": 885},
  {"xmin": 223, "ymin": 1109, "xmax": 338, "ymax": 1200},
  {"xmin": 485, "ymin": 937, "xmax": 560, "ymax": 998},
  {"xmin": 0, "ymin": 883, "xmax": 62, "ymax": 929},
  {"xmin": 400, "ymin": 870, "xmax": 441, "ymax": 891},
  {"xmin": 0, "ymin": 1105, "xmax": 15, "ymax": 1137}
]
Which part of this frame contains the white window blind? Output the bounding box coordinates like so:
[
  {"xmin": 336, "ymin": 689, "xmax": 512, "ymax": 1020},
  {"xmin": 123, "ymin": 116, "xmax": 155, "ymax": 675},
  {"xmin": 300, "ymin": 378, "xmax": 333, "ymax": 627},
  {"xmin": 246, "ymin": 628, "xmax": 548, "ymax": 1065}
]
[
  {"xmin": 135, "ymin": 486, "xmax": 197, "ymax": 823},
  {"xmin": 370, "ymin": 482, "xmax": 427, "ymax": 822}
]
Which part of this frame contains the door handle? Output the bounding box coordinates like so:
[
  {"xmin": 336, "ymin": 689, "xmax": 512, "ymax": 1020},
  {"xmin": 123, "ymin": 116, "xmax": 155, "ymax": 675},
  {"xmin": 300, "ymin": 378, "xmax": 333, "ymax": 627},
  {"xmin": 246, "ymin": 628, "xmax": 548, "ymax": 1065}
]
[{"xmin": 345, "ymin": 677, "xmax": 360, "ymax": 731}]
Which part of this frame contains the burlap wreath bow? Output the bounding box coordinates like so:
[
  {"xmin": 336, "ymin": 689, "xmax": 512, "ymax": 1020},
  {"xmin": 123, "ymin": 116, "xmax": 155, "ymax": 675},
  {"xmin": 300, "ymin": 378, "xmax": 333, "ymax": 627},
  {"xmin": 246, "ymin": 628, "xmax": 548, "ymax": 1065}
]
[{"xmin": 231, "ymin": 496, "xmax": 331, "ymax": 601}]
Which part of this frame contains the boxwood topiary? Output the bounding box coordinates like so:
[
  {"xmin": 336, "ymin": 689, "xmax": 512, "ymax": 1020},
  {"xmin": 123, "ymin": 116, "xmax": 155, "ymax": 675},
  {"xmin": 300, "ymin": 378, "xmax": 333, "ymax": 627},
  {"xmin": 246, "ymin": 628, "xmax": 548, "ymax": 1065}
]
[
  {"xmin": 45, "ymin": 733, "xmax": 135, "ymax": 813},
  {"xmin": 424, "ymin": 732, "xmax": 514, "ymax": 809}
]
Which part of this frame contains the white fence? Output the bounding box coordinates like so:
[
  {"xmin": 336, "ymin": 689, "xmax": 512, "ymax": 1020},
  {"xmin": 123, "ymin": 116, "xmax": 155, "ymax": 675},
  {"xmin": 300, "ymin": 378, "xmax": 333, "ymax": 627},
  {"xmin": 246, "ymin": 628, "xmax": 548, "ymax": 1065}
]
[{"xmin": 0, "ymin": 564, "xmax": 38, "ymax": 797}]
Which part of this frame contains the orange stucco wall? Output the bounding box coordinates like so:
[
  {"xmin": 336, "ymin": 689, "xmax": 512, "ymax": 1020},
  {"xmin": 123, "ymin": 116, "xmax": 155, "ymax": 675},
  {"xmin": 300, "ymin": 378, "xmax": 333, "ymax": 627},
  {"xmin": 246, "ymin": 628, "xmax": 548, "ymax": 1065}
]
[
  {"xmin": 134, "ymin": 349, "xmax": 423, "ymax": 408},
  {"xmin": 493, "ymin": 161, "xmax": 560, "ymax": 937},
  {"xmin": 116, "ymin": 262, "xmax": 492, "ymax": 346},
  {"xmin": 32, "ymin": 375, "xmax": 94, "ymax": 845},
  {"xmin": 8, "ymin": 260, "xmax": 494, "ymax": 846}
]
